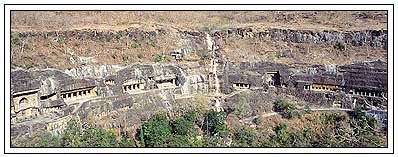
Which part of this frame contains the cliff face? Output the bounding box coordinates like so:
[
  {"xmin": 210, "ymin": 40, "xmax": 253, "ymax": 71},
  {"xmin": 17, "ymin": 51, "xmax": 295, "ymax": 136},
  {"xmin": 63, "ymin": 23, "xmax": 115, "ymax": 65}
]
[
  {"xmin": 10, "ymin": 61, "xmax": 388, "ymax": 145},
  {"xmin": 10, "ymin": 14, "xmax": 389, "ymax": 145},
  {"xmin": 219, "ymin": 61, "xmax": 387, "ymax": 115},
  {"xmin": 11, "ymin": 26, "xmax": 387, "ymax": 70},
  {"xmin": 10, "ymin": 63, "xmax": 210, "ymax": 140},
  {"xmin": 212, "ymin": 28, "xmax": 387, "ymax": 49},
  {"xmin": 64, "ymin": 65, "xmax": 124, "ymax": 79},
  {"xmin": 11, "ymin": 28, "xmax": 188, "ymax": 70},
  {"xmin": 15, "ymin": 28, "xmax": 165, "ymax": 42}
]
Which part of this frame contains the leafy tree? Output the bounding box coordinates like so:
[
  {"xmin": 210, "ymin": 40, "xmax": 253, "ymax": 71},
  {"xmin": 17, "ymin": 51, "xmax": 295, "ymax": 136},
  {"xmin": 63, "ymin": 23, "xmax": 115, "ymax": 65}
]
[
  {"xmin": 118, "ymin": 136, "xmax": 136, "ymax": 147},
  {"xmin": 232, "ymin": 96, "xmax": 251, "ymax": 118},
  {"xmin": 80, "ymin": 128, "xmax": 119, "ymax": 147},
  {"xmin": 273, "ymin": 99, "xmax": 296, "ymax": 112},
  {"xmin": 202, "ymin": 136, "xmax": 227, "ymax": 147},
  {"xmin": 141, "ymin": 113, "xmax": 173, "ymax": 147},
  {"xmin": 39, "ymin": 132, "xmax": 62, "ymax": 147},
  {"xmin": 273, "ymin": 123, "xmax": 290, "ymax": 147},
  {"xmin": 232, "ymin": 127, "xmax": 258, "ymax": 147},
  {"xmin": 62, "ymin": 118, "xmax": 82, "ymax": 147},
  {"xmin": 139, "ymin": 127, "xmax": 145, "ymax": 147},
  {"xmin": 273, "ymin": 99, "xmax": 299, "ymax": 119},
  {"xmin": 202, "ymin": 111, "xmax": 228, "ymax": 138},
  {"xmin": 167, "ymin": 134, "xmax": 203, "ymax": 147},
  {"xmin": 174, "ymin": 111, "xmax": 197, "ymax": 137}
]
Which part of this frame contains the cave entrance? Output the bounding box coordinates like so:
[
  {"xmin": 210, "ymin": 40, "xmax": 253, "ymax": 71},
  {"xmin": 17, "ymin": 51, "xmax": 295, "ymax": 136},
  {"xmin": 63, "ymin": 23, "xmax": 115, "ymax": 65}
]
[
  {"xmin": 156, "ymin": 78, "xmax": 177, "ymax": 89},
  {"xmin": 352, "ymin": 89, "xmax": 383, "ymax": 97},
  {"xmin": 233, "ymin": 83, "xmax": 250, "ymax": 90},
  {"xmin": 266, "ymin": 71, "xmax": 280, "ymax": 87},
  {"xmin": 60, "ymin": 86, "xmax": 97, "ymax": 102}
]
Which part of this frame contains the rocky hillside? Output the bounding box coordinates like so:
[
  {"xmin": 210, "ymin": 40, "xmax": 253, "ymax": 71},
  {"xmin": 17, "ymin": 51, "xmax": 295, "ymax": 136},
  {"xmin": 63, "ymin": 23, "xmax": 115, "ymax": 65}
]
[
  {"xmin": 11, "ymin": 11, "xmax": 387, "ymax": 70},
  {"xmin": 10, "ymin": 11, "xmax": 388, "ymax": 148}
]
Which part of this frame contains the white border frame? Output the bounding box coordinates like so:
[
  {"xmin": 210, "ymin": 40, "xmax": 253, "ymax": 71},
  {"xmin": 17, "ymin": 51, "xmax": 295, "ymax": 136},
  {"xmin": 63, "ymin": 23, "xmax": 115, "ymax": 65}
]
[{"xmin": 1, "ymin": 4, "xmax": 395, "ymax": 154}]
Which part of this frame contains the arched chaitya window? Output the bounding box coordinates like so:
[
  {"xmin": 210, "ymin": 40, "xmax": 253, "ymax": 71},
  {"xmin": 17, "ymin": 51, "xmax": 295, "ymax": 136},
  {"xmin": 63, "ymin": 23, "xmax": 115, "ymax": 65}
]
[{"xmin": 19, "ymin": 97, "xmax": 29, "ymax": 107}]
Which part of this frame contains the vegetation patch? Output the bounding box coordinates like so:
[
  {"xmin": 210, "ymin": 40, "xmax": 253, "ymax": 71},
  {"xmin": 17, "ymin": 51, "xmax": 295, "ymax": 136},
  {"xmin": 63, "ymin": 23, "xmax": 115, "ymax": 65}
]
[
  {"xmin": 13, "ymin": 108, "xmax": 386, "ymax": 148},
  {"xmin": 273, "ymin": 99, "xmax": 301, "ymax": 119},
  {"xmin": 154, "ymin": 54, "xmax": 166, "ymax": 62},
  {"xmin": 122, "ymin": 54, "xmax": 129, "ymax": 62}
]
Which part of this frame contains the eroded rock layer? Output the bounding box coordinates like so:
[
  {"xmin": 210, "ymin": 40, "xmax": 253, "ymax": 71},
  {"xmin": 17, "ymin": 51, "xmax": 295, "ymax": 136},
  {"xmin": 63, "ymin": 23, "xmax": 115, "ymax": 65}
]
[{"xmin": 10, "ymin": 60, "xmax": 387, "ymax": 142}]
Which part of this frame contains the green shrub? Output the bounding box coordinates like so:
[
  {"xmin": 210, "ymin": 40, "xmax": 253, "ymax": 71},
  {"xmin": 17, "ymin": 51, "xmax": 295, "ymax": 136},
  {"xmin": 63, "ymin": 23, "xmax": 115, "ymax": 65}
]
[
  {"xmin": 202, "ymin": 111, "xmax": 228, "ymax": 138},
  {"xmin": 232, "ymin": 127, "xmax": 258, "ymax": 147},
  {"xmin": 57, "ymin": 37, "xmax": 68, "ymax": 44},
  {"xmin": 80, "ymin": 128, "xmax": 119, "ymax": 147},
  {"xmin": 232, "ymin": 96, "xmax": 251, "ymax": 118},
  {"xmin": 11, "ymin": 32, "xmax": 20, "ymax": 44},
  {"xmin": 173, "ymin": 111, "xmax": 197, "ymax": 137},
  {"xmin": 334, "ymin": 42, "xmax": 345, "ymax": 51},
  {"xmin": 139, "ymin": 127, "xmax": 145, "ymax": 147},
  {"xmin": 111, "ymin": 53, "xmax": 117, "ymax": 59},
  {"xmin": 39, "ymin": 132, "xmax": 62, "ymax": 147},
  {"xmin": 137, "ymin": 53, "xmax": 144, "ymax": 59},
  {"xmin": 130, "ymin": 42, "xmax": 140, "ymax": 49},
  {"xmin": 118, "ymin": 138, "xmax": 136, "ymax": 147},
  {"xmin": 154, "ymin": 55, "xmax": 165, "ymax": 62},
  {"xmin": 115, "ymin": 33, "xmax": 122, "ymax": 41},
  {"xmin": 62, "ymin": 118, "xmax": 82, "ymax": 147},
  {"xmin": 273, "ymin": 99, "xmax": 299, "ymax": 119},
  {"xmin": 198, "ymin": 49, "xmax": 211, "ymax": 60},
  {"xmin": 305, "ymin": 104, "xmax": 312, "ymax": 113},
  {"xmin": 122, "ymin": 54, "xmax": 129, "ymax": 61},
  {"xmin": 141, "ymin": 113, "xmax": 173, "ymax": 147},
  {"xmin": 273, "ymin": 123, "xmax": 292, "ymax": 146}
]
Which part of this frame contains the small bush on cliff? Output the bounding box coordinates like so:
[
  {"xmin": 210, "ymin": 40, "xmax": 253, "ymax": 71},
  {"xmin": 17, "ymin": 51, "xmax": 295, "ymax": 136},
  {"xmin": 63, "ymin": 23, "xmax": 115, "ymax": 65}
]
[
  {"xmin": 154, "ymin": 54, "xmax": 166, "ymax": 62},
  {"xmin": 115, "ymin": 33, "xmax": 122, "ymax": 41},
  {"xmin": 80, "ymin": 128, "xmax": 120, "ymax": 147},
  {"xmin": 232, "ymin": 96, "xmax": 252, "ymax": 118},
  {"xmin": 198, "ymin": 49, "xmax": 211, "ymax": 60},
  {"xmin": 304, "ymin": 104, "xmax": 312, "ymax": 113},
  {"xmin": 334, "ymin": 42, "xmax": 346, "ymax": 51},
  {"xmin": 273, "ymin": 99, "xmax": 299, "ymax": 119},
  {"xmin": 273, "ymin": 123, "xmax": 290, "ymax": 146},
  {"xmin": 111, "ymin": 53, "xmax": 117, "ymax": 59},
  {"xmin": 129, "ymin": 42, "xmax": 140, "ymax": 49},
  {"xmin": 39, "ymin": 132, "xmax": 62, "ymax": 147},
  {"xmin": 201, "ymin": 24, "xmax": 227, "ymax": 33},
  {"xmin": 122, "ymin": 54, "xmax": 129, "ymax": 61},
  {"xmin": 11, "ymin": 32, "xmax": 20, "ymax": 45},
  {"xmin": 232, "ymin": 127, "xmax": 258, "ymax": 147},
  {"xmin": 137, "ymin": 53, "xmax": 144, "ymax": 59}
]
